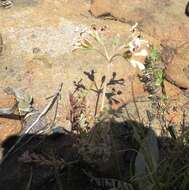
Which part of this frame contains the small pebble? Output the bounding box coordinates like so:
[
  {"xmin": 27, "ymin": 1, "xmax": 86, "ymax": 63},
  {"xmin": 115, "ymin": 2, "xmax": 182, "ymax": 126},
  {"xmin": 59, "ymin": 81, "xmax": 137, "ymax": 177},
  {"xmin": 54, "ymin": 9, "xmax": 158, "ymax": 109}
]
[{"xmin": 33, "ymin": 47, "xmax": 41, "ymax": 54}]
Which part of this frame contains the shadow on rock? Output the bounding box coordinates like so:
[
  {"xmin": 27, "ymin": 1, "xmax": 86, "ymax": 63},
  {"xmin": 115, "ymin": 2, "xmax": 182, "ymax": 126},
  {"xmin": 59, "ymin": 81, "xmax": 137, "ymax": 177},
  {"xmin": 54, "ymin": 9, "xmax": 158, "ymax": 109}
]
[{"xmin": 0, "ymin": 119, "xmax": 189, "ymax": 190}]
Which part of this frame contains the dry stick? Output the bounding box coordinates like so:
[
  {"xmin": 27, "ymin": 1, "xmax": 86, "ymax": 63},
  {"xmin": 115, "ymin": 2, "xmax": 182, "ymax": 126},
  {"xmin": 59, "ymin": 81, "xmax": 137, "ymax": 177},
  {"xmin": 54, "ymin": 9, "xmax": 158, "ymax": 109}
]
[
  {"xmin": 48, "ymin": 96, "xmax": 60, "ymax": 130},
  {"xmin": 0, "ymin": 83, "xmax": 63, "ymax": 164}
]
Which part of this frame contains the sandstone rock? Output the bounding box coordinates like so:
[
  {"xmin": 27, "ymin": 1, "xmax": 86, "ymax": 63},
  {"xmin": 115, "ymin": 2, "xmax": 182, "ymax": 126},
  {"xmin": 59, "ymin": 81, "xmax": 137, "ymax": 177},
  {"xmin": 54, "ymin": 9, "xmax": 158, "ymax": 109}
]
[
  {"xmin": 0, "ymin": 90, "xmax": 22, "ymax": 143},
  {"xmin": 90, "ymin": 0, "xmax": 189, "ymax": 41},
  {"xmin": 165, "ymin": 57, "xmax": 189, "ymax": 89},
  {"xmin": 163, "ymin": 81, "xmax": 188, "ymax": 125},
  {"xmin": 110, "ymin": 75, "xmax": 148, "ymax": 110},
  {"xmin": 90, "ymin": 0, "xmax": 151, "ymax": 22},
  {"xmin": 163, "ymin": 80, "xmax": 183, "ymax": 99},
  {"xmin": 90, "ymin": 0, "xmax": 112, "ymax": 17},
  {"xmin": 0, "ymin": 120, "xmax": 22, "ymax": 143},
  {"xmin": 0, "ymin": 90, "xmax": 16, "ymax": 108}
]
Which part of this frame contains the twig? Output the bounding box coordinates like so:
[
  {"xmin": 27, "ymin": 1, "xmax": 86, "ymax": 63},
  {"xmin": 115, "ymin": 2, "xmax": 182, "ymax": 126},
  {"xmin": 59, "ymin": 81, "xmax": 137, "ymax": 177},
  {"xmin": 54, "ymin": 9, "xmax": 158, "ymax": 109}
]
[{"xmin": 0, "ymin": 83, "xmax": 63, "ymax": 164}]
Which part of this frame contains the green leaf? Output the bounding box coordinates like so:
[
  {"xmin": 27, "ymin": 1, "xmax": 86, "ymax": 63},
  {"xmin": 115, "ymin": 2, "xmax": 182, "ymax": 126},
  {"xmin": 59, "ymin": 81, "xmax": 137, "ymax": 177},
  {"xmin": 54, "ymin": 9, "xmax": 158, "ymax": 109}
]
[
  {"xmin": 112, "ymin": 36, "xmax": 119, "ymax": 47},
  {"xmin": 154, "ymin": 69, "xmax": 164, "ymax": 86},
  {"xmin": 151, "ymin": 47, "xmax": 159, "ymax": 61}
]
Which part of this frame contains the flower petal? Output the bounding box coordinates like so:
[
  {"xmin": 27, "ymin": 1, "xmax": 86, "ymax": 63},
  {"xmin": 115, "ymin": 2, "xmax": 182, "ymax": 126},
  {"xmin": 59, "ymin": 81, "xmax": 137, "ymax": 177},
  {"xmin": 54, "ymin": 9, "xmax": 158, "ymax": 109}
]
[
  {"xmin": 134, "ymin": 49, "xmax": 149, "ymax": 57},
  {"xmin": 130, "ymin": 59, "xmax": 145, "ymax": 70}
]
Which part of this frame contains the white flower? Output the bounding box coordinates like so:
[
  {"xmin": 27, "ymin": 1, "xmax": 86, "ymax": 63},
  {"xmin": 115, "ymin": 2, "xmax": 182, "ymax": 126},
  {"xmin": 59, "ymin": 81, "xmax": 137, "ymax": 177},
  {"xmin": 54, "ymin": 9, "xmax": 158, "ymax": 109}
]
[
  {"xmin": 128, "ymin": 32, "xmax": 149, "ymax": 53},
  {"xmin": 128, "ymin": 36, "xmax": 141, "ymax": 52},
  {"xmin": 129, "ymin": 59, "xmax": 145, "ymax": 70},
  {"xmin": 134, "ymin": 49, "xmax": 149, "ymax": 57}
]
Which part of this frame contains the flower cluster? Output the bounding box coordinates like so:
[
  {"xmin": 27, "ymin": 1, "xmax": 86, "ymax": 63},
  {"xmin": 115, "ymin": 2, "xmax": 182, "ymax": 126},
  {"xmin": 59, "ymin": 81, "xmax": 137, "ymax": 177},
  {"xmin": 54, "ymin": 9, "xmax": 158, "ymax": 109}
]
[
  {"xmin": 125, "ymin": 23, "xmax": 150, "ymax": 70},
  {"xmin": 72, "ymin": 23, "xmax": 150, "ymax": 71},
  {"xmin": 72, "ymin": 25, "xmax": 107, "ymax": 52}
]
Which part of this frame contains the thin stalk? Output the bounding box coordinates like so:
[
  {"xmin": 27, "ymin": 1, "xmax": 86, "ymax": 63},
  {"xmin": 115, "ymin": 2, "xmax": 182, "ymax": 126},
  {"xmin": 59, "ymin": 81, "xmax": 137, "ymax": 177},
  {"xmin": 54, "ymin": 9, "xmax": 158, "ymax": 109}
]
[
  {"xmin": 131, "ymin": 80, "xmax": 141, "ymax": 122},
  {"xmin": 94, "ymin": 91, "xmax": 101, "ymax": 116},
  {"xmin": 100, "ymin": 62, "xmax": 111, "ymax": 112},
  {"xmin": 26, "ymin": 167, "xmax": 33, "ymax": 190},
  {"xmin": 100, "ymin": 44, "xmax": 111, "ymax": 112}
]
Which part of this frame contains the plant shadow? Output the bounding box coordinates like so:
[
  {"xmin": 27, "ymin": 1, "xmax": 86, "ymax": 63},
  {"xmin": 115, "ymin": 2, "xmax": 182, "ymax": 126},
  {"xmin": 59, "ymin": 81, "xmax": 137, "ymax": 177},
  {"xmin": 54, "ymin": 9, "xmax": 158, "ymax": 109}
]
[
  {"xmin": 0, "ymin": 118, "xmax": 189, "ymax": 190},
  {"xmin": 72, "ymin": 70, "xmax": 125, "ymax": 116}
]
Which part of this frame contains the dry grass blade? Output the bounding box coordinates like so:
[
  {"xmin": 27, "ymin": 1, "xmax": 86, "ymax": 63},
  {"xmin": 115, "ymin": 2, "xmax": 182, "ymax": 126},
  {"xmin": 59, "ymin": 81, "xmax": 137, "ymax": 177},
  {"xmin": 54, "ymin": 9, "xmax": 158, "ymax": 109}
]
[
  {"xmin": 131, "ymin": 80, "xmax": 141, "ymax": 122},
  {"xmin": 26, "ymin": 167, "xmax": 33, "ymax": 190}
]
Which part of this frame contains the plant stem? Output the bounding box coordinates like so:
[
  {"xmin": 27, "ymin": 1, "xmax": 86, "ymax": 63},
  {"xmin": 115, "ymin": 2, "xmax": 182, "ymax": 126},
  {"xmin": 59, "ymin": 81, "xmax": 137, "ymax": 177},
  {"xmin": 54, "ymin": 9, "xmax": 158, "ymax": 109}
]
[{"xmin": 100, "ymin": 61, "xmax": 111, "ymax": 112}]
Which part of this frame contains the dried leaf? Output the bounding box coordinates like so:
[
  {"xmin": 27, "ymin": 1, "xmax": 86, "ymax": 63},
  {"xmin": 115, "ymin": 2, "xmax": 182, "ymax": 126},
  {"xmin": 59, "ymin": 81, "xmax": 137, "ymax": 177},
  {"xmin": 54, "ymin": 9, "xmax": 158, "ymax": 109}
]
[{"xmin": 14, "ymin": 89, "xmax": 33, "ymax": 115}]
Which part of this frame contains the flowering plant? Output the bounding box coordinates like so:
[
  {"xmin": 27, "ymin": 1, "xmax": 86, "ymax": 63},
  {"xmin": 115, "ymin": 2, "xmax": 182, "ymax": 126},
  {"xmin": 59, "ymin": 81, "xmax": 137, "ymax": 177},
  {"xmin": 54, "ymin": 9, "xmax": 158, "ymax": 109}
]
[{"xmin": 72, "ymin": 23, "xmax": 150, "ymax": 112}]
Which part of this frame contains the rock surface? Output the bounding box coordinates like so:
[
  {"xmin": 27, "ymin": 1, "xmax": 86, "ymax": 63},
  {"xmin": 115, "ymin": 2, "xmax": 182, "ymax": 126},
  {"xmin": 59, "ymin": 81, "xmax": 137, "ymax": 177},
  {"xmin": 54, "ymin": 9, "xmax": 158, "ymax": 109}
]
[
  {"xmin": 0, "ymin": 0, "xmax": 188, "ymax": 140},
  {"xmin": 90, "ymin": 0, "xmax": 189, "ymax": 41}
]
